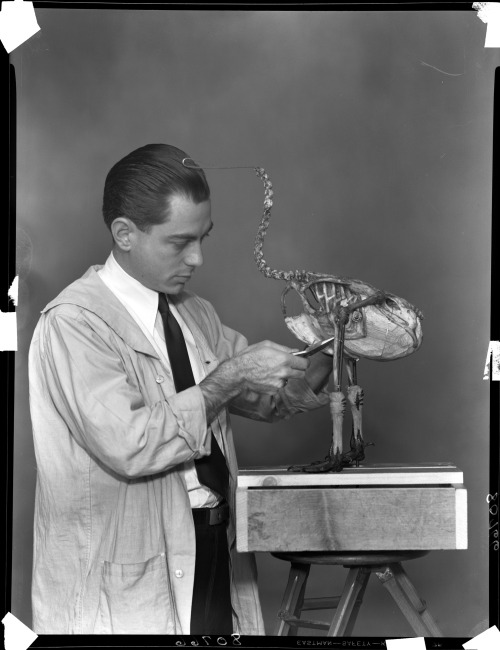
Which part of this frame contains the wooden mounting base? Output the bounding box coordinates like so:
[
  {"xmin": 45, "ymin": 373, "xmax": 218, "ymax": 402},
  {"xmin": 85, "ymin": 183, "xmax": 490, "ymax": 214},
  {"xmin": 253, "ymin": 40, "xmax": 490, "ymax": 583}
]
[{"xmin": 236, "ymin": 463, "xmax": 467, "ymax": 552}]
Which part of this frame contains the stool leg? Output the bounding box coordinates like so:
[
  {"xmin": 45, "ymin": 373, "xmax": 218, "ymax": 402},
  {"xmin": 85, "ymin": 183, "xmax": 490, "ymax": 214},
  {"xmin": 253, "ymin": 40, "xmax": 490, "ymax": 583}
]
[
  {"xmin": 327, "ymin": 567, "xmax": 370, "ymax": 636},
  {"xmin": 274, "ymin": 562, "xmax": 310, "ymax": 636},
  {"xmin": 286, "ymin": 567, "xmax": 308, "ymax": 637},
  {"xmin": 388, "ymin": 563, "xmax": 443, "ymax": 636},
  {"xmin": 375, "ymin": 564, "xmax": 441, "ymax": 637}
]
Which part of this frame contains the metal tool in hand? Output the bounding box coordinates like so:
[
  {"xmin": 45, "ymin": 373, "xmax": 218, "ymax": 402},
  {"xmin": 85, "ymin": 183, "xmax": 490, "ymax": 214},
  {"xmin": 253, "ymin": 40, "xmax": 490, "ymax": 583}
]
[{"xmin": 292, "ymin": 336, "xmax": 336, "ymax": 357}]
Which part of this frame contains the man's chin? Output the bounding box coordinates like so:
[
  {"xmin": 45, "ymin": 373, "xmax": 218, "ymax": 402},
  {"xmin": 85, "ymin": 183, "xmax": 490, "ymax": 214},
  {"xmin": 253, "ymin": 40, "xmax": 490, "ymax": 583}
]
[{"xmin": 164, "ymin": 279, "xmax": 189, "ymax": 294}]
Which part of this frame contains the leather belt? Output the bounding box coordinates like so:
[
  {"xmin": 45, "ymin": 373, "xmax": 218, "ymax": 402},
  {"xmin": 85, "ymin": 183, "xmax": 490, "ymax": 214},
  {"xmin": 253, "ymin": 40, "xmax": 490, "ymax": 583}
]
[{"xmin": 192, "ymin": 501, "xmax": 230, "ymax": 526}]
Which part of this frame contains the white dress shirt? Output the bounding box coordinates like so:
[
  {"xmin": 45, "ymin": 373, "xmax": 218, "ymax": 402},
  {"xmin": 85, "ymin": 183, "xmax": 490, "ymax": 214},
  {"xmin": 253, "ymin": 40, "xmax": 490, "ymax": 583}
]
[{"xmin": 98, "ymin": 251, "xmax": 221, "ymax": 508}]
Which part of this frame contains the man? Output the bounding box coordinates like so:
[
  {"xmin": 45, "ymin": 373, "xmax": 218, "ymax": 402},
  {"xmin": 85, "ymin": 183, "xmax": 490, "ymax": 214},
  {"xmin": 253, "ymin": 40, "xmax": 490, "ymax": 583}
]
[{"xmin": 28, "ymin": 144, "xmax": 332, "ymax": 635}]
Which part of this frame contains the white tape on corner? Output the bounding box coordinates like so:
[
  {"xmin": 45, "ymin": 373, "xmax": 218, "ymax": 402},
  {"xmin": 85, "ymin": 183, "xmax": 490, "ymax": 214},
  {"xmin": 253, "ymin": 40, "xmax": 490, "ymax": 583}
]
[
  {"xmin": 483, "ymin": 341, "xmax": 500, "ymax": 380},
  {"xmin": 463, "ymin": 624, "xmax": 500, "ymax": 650},
  {"xmin": 8, "ymin": 276, "xmax": 18, "ymax": 307},
  {"xmin": 0, "ymin": 0, "xmax": 40, "ymax": 54},
  {"xmin": 386, "ymin": 638, "xmax": 426, "ymax": 650},
  {"xmin": 0, "ymin": 277, "xmax": 18, "ymax": 352},
  {"xmin": 1, "ymin": 613, "xmax": 37, "ymax": 650},
  {"xmin": 386, "ymin": 627, "xmax": 500, "ymax": 650},
  {"xmin": 473, "ymin": 2, "xmax": 500, "ymax": 47}
]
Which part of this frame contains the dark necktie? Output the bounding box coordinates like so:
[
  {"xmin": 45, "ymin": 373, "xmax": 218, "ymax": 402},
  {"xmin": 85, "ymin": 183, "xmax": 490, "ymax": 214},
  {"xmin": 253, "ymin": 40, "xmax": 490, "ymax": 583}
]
[{"xmin": 158, "ymin": 293, "xmax": 229, "ymax": 501}]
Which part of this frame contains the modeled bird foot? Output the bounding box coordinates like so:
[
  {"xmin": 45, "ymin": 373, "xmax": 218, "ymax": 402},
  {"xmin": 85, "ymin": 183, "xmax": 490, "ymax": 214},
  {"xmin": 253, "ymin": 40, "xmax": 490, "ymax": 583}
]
[
  {"xmin": 288, "ymin": 451, "xmax": 344, "ymax": 473},
  {"xmin": 341, "ymin": 437, "xmax": 375, "ymax": 468}
]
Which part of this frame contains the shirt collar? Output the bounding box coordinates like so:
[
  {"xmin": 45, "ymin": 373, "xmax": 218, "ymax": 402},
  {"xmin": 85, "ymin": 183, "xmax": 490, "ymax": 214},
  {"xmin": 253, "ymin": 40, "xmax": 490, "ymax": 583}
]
[{"xmin": 99, "ymin": 251, "xmax": 160, "ymax": 337}]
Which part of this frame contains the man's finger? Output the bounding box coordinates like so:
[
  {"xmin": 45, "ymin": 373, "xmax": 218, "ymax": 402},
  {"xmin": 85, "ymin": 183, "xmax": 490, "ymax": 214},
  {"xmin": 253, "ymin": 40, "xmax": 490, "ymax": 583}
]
[
  {"xmin": 289, "ymin": 356, "xmax": 309, "ymax": 370},
  {"xmin": 284, "ymin": 368, "xmax": 308, "ymax": 381}
]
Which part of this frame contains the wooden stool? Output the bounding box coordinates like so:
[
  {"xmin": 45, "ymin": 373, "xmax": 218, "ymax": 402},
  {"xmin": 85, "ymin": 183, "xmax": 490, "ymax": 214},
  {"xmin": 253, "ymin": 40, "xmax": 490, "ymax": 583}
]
[{"xmin": 272, "ymin": 551, "xmax": 443, "ymax": 637}]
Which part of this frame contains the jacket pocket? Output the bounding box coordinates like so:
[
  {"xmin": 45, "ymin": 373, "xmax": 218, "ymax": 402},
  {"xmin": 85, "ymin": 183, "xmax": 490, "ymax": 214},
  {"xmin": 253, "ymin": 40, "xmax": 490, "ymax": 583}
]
[{"xmin": 95, "ymin": 553, "xmax": 176, "ymax": 634}]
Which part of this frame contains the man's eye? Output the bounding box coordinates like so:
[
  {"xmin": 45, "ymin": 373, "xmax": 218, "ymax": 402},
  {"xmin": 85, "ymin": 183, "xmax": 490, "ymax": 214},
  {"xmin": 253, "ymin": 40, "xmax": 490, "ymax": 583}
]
[{"xmin": 172, "ymin": 241, "xmax": 187, "ymax": 250}]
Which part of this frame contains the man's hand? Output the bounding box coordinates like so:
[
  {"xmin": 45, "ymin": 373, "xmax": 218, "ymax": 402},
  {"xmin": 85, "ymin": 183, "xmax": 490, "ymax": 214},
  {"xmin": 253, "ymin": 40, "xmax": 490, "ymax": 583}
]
[
  {"xmin": 198, "ymin": 340, "xmax": 309, "ymax": 423},
  {"xmin": 232, "ymin": 340, "xmax": 309, "ymax": 394},
  {"xmin": 304, "ymin": 350, "xmax": 333, "ymax": 393}
]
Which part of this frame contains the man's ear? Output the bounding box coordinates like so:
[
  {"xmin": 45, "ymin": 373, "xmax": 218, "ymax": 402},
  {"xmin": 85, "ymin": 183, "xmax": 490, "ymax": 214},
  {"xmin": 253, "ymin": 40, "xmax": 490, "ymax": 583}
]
[{"xmin": 111, "ymin": 218, "xmax": 135, "ymax": 251}]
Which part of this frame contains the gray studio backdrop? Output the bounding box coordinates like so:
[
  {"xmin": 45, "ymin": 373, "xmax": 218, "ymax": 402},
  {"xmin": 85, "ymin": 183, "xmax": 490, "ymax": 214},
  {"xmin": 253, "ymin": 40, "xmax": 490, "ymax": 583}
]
[{"xmin": 12, "ymin": 9, "xmax": 495, "ymax": 637}]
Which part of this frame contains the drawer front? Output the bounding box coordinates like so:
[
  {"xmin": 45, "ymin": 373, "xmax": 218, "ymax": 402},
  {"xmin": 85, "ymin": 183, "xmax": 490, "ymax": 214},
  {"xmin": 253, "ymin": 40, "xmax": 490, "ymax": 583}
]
[{"xmin": 236, "ymin": 486, "xmax": 467, "ymax": 552}]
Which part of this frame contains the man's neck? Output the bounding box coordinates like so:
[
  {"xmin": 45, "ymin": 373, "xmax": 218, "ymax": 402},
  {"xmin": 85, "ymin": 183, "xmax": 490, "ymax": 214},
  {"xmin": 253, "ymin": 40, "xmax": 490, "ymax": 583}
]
[{"xmin": 112, "ymin": 247, "xmax": 135, "ymax": 279}]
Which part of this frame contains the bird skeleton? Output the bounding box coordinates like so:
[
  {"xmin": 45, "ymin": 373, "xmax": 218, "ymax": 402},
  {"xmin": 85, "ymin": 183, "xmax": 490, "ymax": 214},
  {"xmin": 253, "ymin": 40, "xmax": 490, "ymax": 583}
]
[{"xmin": 253, "ymin": 167, "xmax": 424, "ymax": 473}]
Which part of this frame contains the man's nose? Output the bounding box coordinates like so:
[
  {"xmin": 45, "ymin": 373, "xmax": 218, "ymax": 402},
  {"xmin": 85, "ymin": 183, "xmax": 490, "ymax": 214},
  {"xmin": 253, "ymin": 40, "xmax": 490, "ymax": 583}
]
[{"xmin": 185, "ymin": 242, "xmax": 204, "ymax": 267}]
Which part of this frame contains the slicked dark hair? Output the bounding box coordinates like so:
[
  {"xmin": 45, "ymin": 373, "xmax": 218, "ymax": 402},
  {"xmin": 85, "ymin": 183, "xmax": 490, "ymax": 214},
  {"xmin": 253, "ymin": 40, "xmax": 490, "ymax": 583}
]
[{"xmin": 102, "ymin": 144, "xmax": 210, "ymax": 232}]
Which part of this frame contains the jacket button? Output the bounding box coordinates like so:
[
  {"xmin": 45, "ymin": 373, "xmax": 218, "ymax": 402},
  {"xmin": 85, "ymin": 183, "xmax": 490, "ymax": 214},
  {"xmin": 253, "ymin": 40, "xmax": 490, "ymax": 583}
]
[
  {"xmin": 156, "ymin": 375, "xmax": 164, "ymax": 383},
  {"xmin": 175, "ymin": 569, "xmax": 184, "ymax": 578}
]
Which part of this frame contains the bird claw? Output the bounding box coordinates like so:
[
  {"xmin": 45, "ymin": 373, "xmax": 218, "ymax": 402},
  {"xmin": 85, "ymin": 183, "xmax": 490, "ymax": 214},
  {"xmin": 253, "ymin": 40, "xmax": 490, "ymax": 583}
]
[
  {"xmin": 287, "ymin": 439, "xmax": 375, "ymax": 473},
  {"xmin": 341, "ymin": 438, "xmax": 374, "ymax": 467},
  {"xmin": 288, "ymin": 452, "xmax": 344, "ymax": 473}
]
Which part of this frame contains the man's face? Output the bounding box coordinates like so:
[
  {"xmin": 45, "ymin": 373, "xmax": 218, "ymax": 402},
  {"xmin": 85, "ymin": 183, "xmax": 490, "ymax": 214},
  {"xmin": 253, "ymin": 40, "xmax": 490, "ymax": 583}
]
[{"xmin": 126, "ymin": 194, "xmax": 212, "ymax": 295}]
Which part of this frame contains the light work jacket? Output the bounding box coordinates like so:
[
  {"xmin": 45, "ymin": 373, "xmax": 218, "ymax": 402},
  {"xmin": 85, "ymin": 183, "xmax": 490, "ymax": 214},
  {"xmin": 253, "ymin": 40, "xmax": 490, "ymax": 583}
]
[{"xmin": 28, "ymin": 265, "xmax": 329, "ymax": 635}]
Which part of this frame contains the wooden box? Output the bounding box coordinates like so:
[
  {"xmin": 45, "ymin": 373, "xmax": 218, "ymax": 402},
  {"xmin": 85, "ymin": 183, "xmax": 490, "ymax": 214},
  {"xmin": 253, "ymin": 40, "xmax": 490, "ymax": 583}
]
[{"xmin": 236, "ymin": 463, "xmax": 467, "ymax": 552}]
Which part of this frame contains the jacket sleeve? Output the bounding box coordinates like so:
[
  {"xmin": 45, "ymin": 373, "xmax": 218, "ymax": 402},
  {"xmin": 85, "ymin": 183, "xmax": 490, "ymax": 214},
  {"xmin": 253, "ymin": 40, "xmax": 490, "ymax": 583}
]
[
  {"xmin": 38, "ymin": 309, "xmax": 210, "ymax": 479},
  {"xmin": 193, "ymin": 297, "xmax": 330, "ymax": 422}
]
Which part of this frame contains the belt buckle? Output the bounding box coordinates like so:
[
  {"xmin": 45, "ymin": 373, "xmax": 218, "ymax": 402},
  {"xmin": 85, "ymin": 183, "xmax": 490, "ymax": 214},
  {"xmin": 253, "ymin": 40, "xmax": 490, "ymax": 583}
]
[{"xmin": 210, "ymin": 502, "xmax": 228, "ymax": 525}]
